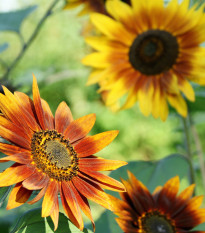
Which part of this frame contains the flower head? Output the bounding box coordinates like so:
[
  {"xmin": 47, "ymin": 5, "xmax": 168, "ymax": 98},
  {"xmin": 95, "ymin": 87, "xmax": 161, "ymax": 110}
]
[
  {"xmin": 0, "ymin": 75, "xmax": 127, "ymax": 231},
  {"xmin": 82, "ymin": 0, "xmax": 205, "ymax": 121},
  {"xmin": 110, "ymin": 171, "xmax": 205, "ymax": 233}
]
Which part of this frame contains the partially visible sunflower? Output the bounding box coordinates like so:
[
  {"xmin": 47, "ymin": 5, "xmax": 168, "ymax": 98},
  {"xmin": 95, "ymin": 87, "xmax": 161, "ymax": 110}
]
[
  {"xmin": 110, "ymin": 171, "xmax": 205, "ymax": 233},
  {"xmin": 64, "ymin": 0, "xmax": 131, "ymax": 15},
  {"xmin": 82, "ymin": 0, "xmax": 205, "ymax": 121},
  {"xmin": 0, "ymin": 76, "xmax": 127, "ymax": 231}
]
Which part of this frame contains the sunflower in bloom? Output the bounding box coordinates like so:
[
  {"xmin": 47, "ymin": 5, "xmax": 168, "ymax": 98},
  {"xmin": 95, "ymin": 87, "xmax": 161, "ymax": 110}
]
[
  {"xmin": 109, "ymin": 171, "xmax": 205, "ymax": 233},
  {"xmin": 0, "ymin": 76, "xmax": 127, "ymax": 231},
  {"xmin": 82, "ymin": 0, "xmax": 205, "ymax": 121}
]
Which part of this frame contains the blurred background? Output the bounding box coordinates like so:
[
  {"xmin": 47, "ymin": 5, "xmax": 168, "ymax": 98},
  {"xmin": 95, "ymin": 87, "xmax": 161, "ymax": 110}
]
[{"xmin": 0, "ymin": 0, "xmax": 204, "ymax": 232}]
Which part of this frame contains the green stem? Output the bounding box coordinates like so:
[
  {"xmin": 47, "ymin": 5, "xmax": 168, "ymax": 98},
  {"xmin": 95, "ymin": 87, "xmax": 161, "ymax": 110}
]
[
  {"xmin": 1, "ymin": 0, "xmax": 59, "ymax": 84},
  {"xmin": 181, "ymin": 115, "xmax": 195, "ymax": 188}
]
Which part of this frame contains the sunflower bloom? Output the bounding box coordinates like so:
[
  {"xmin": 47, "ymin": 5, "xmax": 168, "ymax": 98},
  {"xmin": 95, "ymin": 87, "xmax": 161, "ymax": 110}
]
[
  {"xmin": 0, "ymin": 76, "xmax": 127, "ymax": 231},
  {"xmin": 109, "ymin": 171, "xmax": 205, "ymax": 233},
  {"xmin": 82, "ymin": 0, "xmax": 205, "ymax": 121}
]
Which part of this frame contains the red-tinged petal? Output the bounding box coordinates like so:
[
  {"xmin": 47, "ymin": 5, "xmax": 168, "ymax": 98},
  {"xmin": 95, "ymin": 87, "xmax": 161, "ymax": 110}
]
[
  {"xmin": 42, "ymin": 179, "xmax": 58, "ymax": 217},
  {"xmin": 32, "ymin": 75, "xmax": 46, "ymax": 129},
  {"xmin": 69, "ymin": 181, "xmax": 95, "ymax": 231},
  {"xmin": 3, "ymin": 86, "xmax": 39, "ymax": 133},
  {"xmin": 0, "ymin": 164, "xmax": 35, "ymax": 187},
  {"xmin": 79, "ymin": 170, "xmax": 125, "ymax": 192},
  {"xmin": 0, "ymin": 152, "xmax": 32, "ymax": 164},
  {"xmin": 7, "ymin": 183, "xmax": 32, "ymax": 210},
  {"xmin": 27, "ymin": 185, "xmax": 47, "ymax": 205},
  {"xmin": 55, "ymin": 101, "xmax": 73, "ymax": 134},
  {"xmin": 41, "ymin": 99, "xmax": 54, "ymax": 130},
  {"xmin": 0, "ymin": 116, "xmax": 31, "ymax": 149},
  {"xmin": 74, "ymin": 130, "xmax": 119, "ymax": 157},
  {"xmin": 60, "ymin": 185, "xmax": 81, "ymax": 230},
  {"xmin": 14, "ymin": 92, "xmax": 40, "ymax": 130},
  {"xmin": 0, "ymin": 143, "xmax": 28, "ymax": 156},
  {"xmin": 22, "ymin": 172, "xmax": 49, "ymax": 190},
  {"xmin": 72, "ymin": 176, "xmax": 112, "ymax": 210},
  {"xmin": 64, "ymin": 113, "xmax": 96, "ymax": 143},
  {"xmin": 50, "ymin": 196, "xmax": 59, "ymax": 231},
  {"xmin": 157, "ymin": 176, "xmax": 180, "ymax": 210},
  {"xmin": 62, "ymin": 181, "xmax": 84, "ymax": 231},
  {"xmin": 79, "ymin": 158, "xmax": 127, "ymax": 171}
]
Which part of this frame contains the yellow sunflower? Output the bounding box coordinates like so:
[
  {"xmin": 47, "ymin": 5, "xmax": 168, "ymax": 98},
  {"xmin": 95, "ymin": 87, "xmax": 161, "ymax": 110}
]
[
  {"xmin": 0, "ymin": 76, "xmax": 127, "ymax": 231},
  {"xmin": 82, "ymin": 0, "xmax": 205, "ymax": 121},
  {"xmin": 110, "ymin": 171, "xmax": 205, "ymax": 233}
]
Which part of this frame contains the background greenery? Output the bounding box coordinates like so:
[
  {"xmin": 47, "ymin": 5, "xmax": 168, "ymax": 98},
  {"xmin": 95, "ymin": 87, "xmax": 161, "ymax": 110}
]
[{"xmin": 0, "ymin": 0, "xmax": 205, "ymax": 232}]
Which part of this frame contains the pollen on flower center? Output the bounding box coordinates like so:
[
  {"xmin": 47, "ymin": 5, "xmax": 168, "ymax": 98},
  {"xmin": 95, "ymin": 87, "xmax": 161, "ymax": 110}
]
[
  {"xmin": 139, "ymin": 211, "xmax": 176, "ymax": 233},
  {"xmin": 129, "ymin": 29, "xmax": 179, "ymax": 75},
  {"xmin": 31, "ymin": 130, "xmax": 79, "ymax": 181}
]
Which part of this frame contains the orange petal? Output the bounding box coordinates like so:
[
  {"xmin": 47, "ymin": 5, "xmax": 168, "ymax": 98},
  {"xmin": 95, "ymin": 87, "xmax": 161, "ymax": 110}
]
[
  {"xmin": 0, "ymin": 143, "xmax": 29, "ymax": 156},
  {"xmin": 64, "ymin": 114, "xmax": 96, "ymax": 143},
  {"xmin": 0, "ymin": 116, "xmax": 31, "ymax": 149},
  {"xmin": 62, "ymin": 181, "xmax": 84, "ymax": 231},
  {"xmin": 0, "ymin": 164, "xmax": 35, "ymax": 187},
  {"xmin": 32, "ymin": 75, "xmax": 46, "ymax": 129},
  {"xmin": 79, "ymin": 170, "xmax": 125, "ymax": 192},
  {"xmin": 41, "ymin": 99, "xmax": 54, "ymax": 130},
  {"xmin": 0, "ymin": 152, "xmax": 32, "ymax": 164},
  {"xmin": 50, "ymin": 196, "xmax": 59, "ymax": 231},
  {"xmin": 70, "ymin": 181, "xmax": 95, "ymax": 232},
  {"xmin": 79, "ymin": 158, "xmax": 127, "ymax": 171},
  {"xmin": 27, "ymin": 185, "xmax": 47, "ymax": 205},
  {"xmin": 22, "ymin": 172, "xmax": 49, "ymax": 190},
  {"xmin": 60, "ymin": 185, "xmax": 81, "ymax": 230},
  {"xmin": 55, "ymin": 102, "xmax": 73, "ymax": 134},
  {"xmin": 74, "ymin": 130, "xmax": 119, "ymax": 157},
  {"xmin": 42, "ymin": 179, "xmax": 58, "ymax": 217},
  {"xmin": 72, "ymin": 176, "xmax": 112, "ymax": 210},
  {"xmin": 7, "ymin": 183, "xmax": 32, "ymax": 209}
]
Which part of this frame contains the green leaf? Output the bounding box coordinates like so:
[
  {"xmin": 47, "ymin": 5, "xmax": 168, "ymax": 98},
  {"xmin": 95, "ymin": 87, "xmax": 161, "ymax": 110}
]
[
  {"xmin": 0, "ymin": 186, "xmax": 11, "ymax": 207},
  {"xmin": 0, "ymin": 6, "xmax": 37, "ymax": 33},
  {"xmin": 0, "ymin": 43, "xmax": 9, "ymax": 53},
  {"xmin": 188, "ymin": 86, "xmax": 205, "ymax": 113},
  {"xmin": 11, "ymin": 208, "xmax": 93, "ymax": 233},
  {"xmin": 90, "ymin": 154, "xmax": 191, "ymax": 233}
]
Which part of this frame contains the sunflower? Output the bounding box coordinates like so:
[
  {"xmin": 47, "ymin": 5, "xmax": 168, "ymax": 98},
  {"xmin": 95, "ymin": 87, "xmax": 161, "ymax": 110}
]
[
  {"xmin": 82, "ymin": 0, "xmax": 205, "ymax": 121},
  {"xmin": 0, "ymin": 76, "xmax": 127, "ymax": 231},
  {"xmin": 109, "ymin": 171, "xmax": 205, "ymax": 233}
]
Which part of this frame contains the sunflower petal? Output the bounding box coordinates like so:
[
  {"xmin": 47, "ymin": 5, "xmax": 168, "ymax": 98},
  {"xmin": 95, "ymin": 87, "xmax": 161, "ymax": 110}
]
[
  {"xmin": 41, "ymin": 99, "xmax": 54, "ymax": 130},
  {"xmin": 27, "ymin": 185, "xmax": 47, "ymax": 205},
  {"xmin": 22, "ymin": 172, "xmax": 49, "ymax": 190},
  {"xmin": 50, "ymin": 197, "xmax": 59, "ymax": 231},
  {"xmin": 64, "ymin": 113, "xmax": 96, "ymax": 143},
  {"xmin": 7, "ymin": 183, "xmax": 32, "ymax": 209},
  {"xmin": 55, "ymin": 101, "xmax": 73, "ymax": 134},
  {"xmin": 75, "ymin": 130, "xmax": 119, "ymax": 157},
  {"xmin": 0, "ymin": 152, "xmax": 32, "ymax": 164}
]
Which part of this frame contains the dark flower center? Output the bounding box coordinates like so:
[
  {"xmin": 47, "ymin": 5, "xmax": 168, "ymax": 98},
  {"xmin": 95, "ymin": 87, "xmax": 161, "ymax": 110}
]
[
  {"xmin": 140, "ymin": 211, "xmax": 176, "ymax": 233},
  {"xmin": 31, "ymin": 130, "xmax": 78, "ymax": 181},
  {"xmin": 129, "ymin": 29, "xmax": 179, "ymax": 75}
]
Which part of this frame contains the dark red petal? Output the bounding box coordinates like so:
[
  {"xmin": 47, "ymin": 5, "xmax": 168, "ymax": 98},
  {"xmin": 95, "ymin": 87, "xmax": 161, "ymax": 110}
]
[
  {"xmin": 79, "ymin": 158, "xmax": 127, "ymax": 171},
  {"xmin": 62, "ymin": 181, "xmax": 84, "ymax": 231},
  {"xmin": 55, "ymin": 101, "xmax": 73, "ymax": 134},
  {"xmin": 32, "ymin": 75, "xmax": 46, "ymax": 129},
  {"xmin": 0, "ymin": 164, "xmax": 35, "ymax": 187},
  {"xmin": 0, "ymin": 152, "xmax": 32, "ymax": 164},
  {"xmin": 74, "ymin": 130, "xmax": 119, "ymax": 157},
  {"xmin": 50, "ymin": 196, "xmax": 59, "ymax": 231},
  {"xmin": 0, "ymin": 143, "xmax": 28, "ymax": 156},
  {"xmin": 41, "ymin": 98, "xmax": 54, "ymax": 130},
  {"xmin": 7, "ymin": 183, "xmax": 32, "ymax": 209},
  {"xmin": 64, "ymin": 113, "xmax": 96, "ymax": 143},
  {"xmin": 22, "ymin": 172, "xmax": 49, "ymax": 190},
  {"xmin": 42, "ymin": 179, "xmax": 58, "ymax": 217},
  {"xmin": 72, "ymin": 176, "xmax": 112, "ymax": 210}
]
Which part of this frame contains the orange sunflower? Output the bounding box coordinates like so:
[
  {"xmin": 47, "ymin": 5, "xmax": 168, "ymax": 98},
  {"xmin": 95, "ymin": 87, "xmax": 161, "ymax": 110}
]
[
  {"xmin": 82, "ymin": 0, "xmax": 205, "ymax": 121},
  {"xmin": 0, "ymin": 76, "xmax": 127, "ymax": 231},
  {"xmin": 110, "ymin": 171, "xmax": 205, "ymax": 233}
]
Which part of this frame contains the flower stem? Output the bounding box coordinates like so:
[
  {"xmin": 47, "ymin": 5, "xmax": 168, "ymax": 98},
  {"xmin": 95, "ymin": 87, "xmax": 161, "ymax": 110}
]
[
  {"xmin": 1, "ymin": 0, "xmax": 60, "ymax": 86},
  {"xmin": 181, "ymin": 115, "xmax": 195, "ymax": 188}
]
